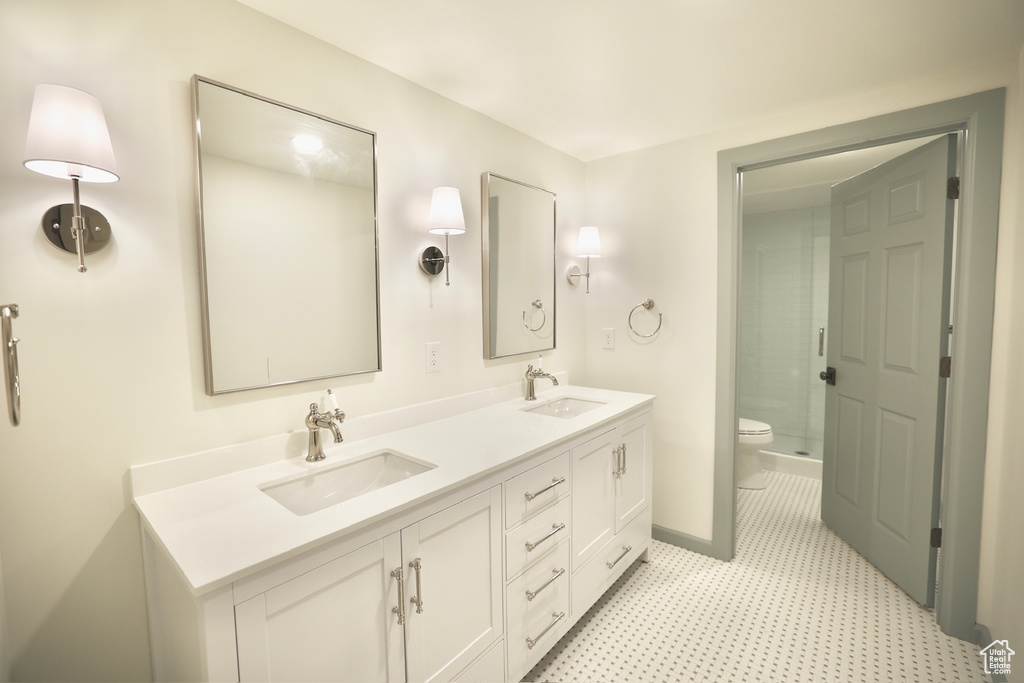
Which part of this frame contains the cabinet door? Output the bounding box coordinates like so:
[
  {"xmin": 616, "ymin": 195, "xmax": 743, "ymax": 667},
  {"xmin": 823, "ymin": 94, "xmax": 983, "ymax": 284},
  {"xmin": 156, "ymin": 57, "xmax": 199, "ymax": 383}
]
[
  {"xmin": 402, "ymin": 486, "xmax": 503, "ymax": 683},
  {"xmin": 570, "ymin": 428, "xmax": 616, "ymax": 570},
  {"xmin": 235, "ymin": 535, "xmax": 405, "ymax": 682},
  {"xmin": 614, "ymin": 412, "xmax": 651, "ymax": 532}
]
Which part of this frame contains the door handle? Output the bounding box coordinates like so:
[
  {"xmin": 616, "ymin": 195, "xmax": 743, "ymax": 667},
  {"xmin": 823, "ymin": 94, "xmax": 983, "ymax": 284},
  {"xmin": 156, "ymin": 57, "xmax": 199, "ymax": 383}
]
[{"xmin": 819, "ymin": 367, "xmax": 836, "ymax": 385}]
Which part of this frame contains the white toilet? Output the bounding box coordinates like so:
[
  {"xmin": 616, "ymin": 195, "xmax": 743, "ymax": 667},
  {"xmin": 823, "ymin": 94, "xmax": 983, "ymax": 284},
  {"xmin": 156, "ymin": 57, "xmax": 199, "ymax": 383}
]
[{"xmin": 737, "ymin": 418, "xmax": 773, "ymax": 490}]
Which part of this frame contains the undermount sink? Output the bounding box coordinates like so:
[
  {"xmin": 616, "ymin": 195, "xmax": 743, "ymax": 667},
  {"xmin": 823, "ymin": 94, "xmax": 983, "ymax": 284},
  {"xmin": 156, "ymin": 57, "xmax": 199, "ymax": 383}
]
[
  {"xmin": 260, "ymin": 450, "xmax": 436, "ymax": 516},
  {"xmin": 523, "ymin": 397, "xmax": 606, "ymax": 419}
]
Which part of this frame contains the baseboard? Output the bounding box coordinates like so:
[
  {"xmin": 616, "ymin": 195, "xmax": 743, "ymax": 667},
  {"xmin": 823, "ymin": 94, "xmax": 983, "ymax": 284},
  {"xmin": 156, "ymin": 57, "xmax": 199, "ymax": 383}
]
[
  {"xmin": 652, "ymin": 524, "xmax": 723, "ymax": 559},
  {"xmin": 975, "ymin": 623, "xmax": 1009, "ymax": 683}
]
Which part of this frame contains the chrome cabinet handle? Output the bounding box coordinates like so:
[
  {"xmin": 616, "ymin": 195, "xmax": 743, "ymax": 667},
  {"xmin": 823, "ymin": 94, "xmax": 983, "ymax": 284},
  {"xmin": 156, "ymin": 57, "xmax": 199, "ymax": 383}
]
[
  {"xmin": 409, "ymin": 558, "xmax": 423, "ymax": 614},
  {"xmin": 525, "ymin": 567, "xmax": 565, "ymax": 601},
  {"xmin": 2, "ymin": 303, "xmax": 19, "ymax": 427},
  {"xmin": 525, "ymin": 477, "xmax": 566, "ymax": 502},
  {"xmin": 606, "ymin": 545, "xmax": 632, "ymax": 570},
  {"xmin": 612, "ymin": 443, "xmax": 627, "ymax": 478},
  {"xmin": 526, "ymin": 612, "xmax": 565, "ymax": 649},
  {"xmin": 391, "ymin": 566, "xmax": 406, "ymax": 624},
  {"xmin": 818, "ymin": 326, "xmax": 825, "ymax": 357},
  {"xmin": 525, "ymin": 523, "xmax": 565, "ymax": 552}
]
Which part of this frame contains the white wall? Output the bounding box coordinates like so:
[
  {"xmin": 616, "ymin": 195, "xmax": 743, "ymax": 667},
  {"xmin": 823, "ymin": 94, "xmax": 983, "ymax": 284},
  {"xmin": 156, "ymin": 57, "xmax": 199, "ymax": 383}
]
[
  {"xmin": 0, "ymin": 1, "xmax": 586, "ymax": 679},
  {"xmin": 585, "ymin": 54, "xmax": 1023, "ymax": 647},
  {"xmin": 0, "ymin": 548, "xmax": 8, "ymax": 682},
  {"xmin": 975, "ymin": 44, "xmax": 1024, "ymax": 658}
]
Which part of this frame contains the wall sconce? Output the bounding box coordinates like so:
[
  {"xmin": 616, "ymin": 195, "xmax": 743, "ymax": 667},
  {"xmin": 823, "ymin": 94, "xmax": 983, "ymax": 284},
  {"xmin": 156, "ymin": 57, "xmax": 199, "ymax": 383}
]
[
  {"xmin": 419, "ymin": 187, "xmax": 465, "ymax": 287},
  {"xmin": 566, "ymin": 226, "xmax": 602, "ymax": 293},
  {"xmin": 23, "ymin": 84, "xmax": 119, "ymax": 273}
]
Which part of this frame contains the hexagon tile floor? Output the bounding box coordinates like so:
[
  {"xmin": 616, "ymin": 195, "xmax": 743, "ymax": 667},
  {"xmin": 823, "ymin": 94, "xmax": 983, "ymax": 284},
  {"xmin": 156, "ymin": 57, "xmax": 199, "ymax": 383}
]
[{"xmin": 525, "ymin": 471, "xmax": 988, "ymax": 682}]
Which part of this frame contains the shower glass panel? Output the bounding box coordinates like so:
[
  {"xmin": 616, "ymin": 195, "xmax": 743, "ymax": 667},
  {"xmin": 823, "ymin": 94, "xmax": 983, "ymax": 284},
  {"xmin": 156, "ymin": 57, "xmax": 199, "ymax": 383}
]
[{"xmin": 739, "ymin": 206, "xmax": 829, "ymax": 459}]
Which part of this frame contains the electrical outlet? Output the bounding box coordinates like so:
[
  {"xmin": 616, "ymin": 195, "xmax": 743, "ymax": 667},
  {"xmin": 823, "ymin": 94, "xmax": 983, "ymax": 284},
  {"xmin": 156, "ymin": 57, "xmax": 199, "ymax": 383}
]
[
  {"xmin": 602, "ymin": 328, "xmax": 615, "ymax": 349},
  {"xmin": 425, "ymin": 342, "xmax": 441, "ymax": 373}
]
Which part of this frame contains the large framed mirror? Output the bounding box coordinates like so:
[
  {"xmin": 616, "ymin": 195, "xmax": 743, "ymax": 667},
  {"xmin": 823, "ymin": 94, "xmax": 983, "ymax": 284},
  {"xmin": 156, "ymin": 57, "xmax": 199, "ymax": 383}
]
[
  {"xmin": 482, "ymin": 173, "xmax": 556, "ymax": 359},
  {"xmin": 192, "ymin": 76, "xmax": 381, "ymax": 394}
]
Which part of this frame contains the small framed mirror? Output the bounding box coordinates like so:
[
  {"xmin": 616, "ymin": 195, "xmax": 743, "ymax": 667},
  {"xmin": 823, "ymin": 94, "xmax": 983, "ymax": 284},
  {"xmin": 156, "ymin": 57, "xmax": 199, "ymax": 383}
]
[
  {"xmin": 192, "ymin": 76, "xmax": 381, "ymax": 394},
  {"xmin": 482, "ymin": 173, "xmax": 556, "ymax": 359}
]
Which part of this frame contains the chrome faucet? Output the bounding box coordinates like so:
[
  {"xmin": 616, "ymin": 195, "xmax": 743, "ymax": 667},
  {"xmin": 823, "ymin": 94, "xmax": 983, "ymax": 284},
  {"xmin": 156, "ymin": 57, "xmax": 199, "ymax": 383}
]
[
  {"xmin": 305, "ymin": 402, "xmax": 345, "ymax": 462},
  {"xmin": 525, "ymin": 364, "xmax": 559, "ymax": 401}
]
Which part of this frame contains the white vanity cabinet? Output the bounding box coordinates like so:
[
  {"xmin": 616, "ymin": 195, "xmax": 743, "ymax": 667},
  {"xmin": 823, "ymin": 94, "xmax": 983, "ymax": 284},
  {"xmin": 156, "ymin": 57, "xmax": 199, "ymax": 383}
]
[
  {"xmin": 401, "ymin": 486, "xmax": 504, "ymax": 683},
  {"xmin": 234, "ymin": 534, "xmax": 405, "ymax": 682},
  {"xmin": 134, "ymin": 385, "xmax": 654, "ymax": 683},
  {"xmin": 570, "ymin": 412, "xmax": 652, "ymax": 616},
  {"xmin": 233, "ymin": 486, "xmax": 503, "ymax": 683}
]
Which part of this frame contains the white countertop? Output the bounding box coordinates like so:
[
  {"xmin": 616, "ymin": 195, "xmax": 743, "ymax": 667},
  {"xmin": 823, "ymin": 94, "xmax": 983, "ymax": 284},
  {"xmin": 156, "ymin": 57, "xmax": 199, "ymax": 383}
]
[{"xmin": 132, "ymin": 384, "xmax": 653, "ymax": 595}]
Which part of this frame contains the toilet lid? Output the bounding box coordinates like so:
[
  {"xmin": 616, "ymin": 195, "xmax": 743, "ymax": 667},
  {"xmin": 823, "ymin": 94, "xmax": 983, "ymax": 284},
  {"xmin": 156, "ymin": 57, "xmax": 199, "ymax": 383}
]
[{"xmin": 739, "ymin": 418, "xmax": 772, "ymax": 436}]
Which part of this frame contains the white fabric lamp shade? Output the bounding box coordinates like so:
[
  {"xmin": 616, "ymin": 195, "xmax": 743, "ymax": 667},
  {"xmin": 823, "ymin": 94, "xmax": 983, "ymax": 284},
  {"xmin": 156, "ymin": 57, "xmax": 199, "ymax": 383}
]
[
  {"xmin": 427, "ymin": 187, "xmax": 466, "ymax": 235},
  {"xmin": 24, "ymin": 84, "xmax": 118, "ymax": 183},
  {"xmin": 576, "ymin": 226, "xmax": 602, "ymax": 258}
]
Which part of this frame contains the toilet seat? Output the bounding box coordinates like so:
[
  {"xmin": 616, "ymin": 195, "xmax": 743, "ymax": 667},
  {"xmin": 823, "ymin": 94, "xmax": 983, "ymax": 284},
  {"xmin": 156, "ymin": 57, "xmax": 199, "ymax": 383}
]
[{"xmin": 739, "ymin": 418, "xmax": 772, "ymax": 436}]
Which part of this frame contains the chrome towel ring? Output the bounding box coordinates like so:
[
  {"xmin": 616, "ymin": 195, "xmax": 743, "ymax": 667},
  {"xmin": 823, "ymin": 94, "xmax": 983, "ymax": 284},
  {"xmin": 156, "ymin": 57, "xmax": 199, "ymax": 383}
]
[
  {"xmin": 628, "ymin": 298, "xmax": 662, "ymax": 338},
  {"xmin": 522, "ymin": 299, "xmax": 547, "ymax": 332},
  {"xmin": 2, "ymin": 303, "xmax": 20, "ymax": 426}
]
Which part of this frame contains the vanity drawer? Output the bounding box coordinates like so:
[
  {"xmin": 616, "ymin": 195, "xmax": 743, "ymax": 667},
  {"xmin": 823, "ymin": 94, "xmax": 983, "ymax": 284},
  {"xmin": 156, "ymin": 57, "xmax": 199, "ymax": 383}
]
[
  {"xmin": 570, "ymin": 506, "xmax": 651, "ymax": 619},
  {"xmin": 505, "ymin": 451, "xmax": 570, "ymax": 529},
  {"xmin": 506, "ymin": 541, "xmax": 571, "ymax": 678},
  {"xmin": 506, "ymin": 495, "xmax": 571, "ymax": 579}
]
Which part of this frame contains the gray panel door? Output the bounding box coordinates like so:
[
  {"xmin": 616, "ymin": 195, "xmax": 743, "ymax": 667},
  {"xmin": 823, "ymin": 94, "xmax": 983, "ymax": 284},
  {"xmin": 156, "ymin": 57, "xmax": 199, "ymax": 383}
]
[{"xmin": 821, "ymin": 135, "xmax": 956, "ymax": 606}]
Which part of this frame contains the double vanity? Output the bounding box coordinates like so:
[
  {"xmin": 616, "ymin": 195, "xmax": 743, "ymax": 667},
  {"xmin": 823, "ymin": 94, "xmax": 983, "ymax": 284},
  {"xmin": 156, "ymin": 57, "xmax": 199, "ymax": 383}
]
[{"xmin": 132, "ymin": 381, "xmax": 653, "ymax": 682}]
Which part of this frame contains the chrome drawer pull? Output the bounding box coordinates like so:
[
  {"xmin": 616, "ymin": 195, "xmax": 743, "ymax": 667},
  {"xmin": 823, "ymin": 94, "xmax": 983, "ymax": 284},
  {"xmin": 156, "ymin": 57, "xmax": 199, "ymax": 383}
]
[
  {"xmin": 524, "ymin": 476, "xmax": 566, "ymax": 502},
  {"xmin": 391, "ymin": 567, "xmax": 406, "ymax": 625},
  {"xmin": 525, "ymin": 523, "xmax": 565, "ymax": 552},
  {"xmin": 409, "ymin": 558, "xmax": 423, "ymax": 614},
  {"xmin": 606, "ymin": 545, "xmax": 632, "ymax": 569},
  {"xmin": 525, "ymin": 567, "xmax": 565, "ymax": 601},
  {"xmin": 526, "ymin": 611, "xmax": 565, "ymax": 649}
]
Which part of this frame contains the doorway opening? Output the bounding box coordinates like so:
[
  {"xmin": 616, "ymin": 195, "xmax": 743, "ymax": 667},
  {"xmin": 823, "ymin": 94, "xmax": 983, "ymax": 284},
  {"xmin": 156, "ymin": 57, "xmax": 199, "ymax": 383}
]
[
  {"xmin": 738, "ymin": 136, "xmax": 945, "ymax": 466},
  {"xmin": 714, "ymin": 90, "xmax": 1005, "ymax": 642},
  {"xmin": 738, "ymin": 134, "xmax": 957, "ymax": 611}
]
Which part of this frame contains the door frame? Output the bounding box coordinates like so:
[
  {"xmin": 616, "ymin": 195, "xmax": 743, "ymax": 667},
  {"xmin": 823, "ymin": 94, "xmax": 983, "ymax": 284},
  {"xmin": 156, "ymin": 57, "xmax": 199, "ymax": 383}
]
[{"xmin": 713, "ymin": 89, "xmax": 1005, "ymax": 642}]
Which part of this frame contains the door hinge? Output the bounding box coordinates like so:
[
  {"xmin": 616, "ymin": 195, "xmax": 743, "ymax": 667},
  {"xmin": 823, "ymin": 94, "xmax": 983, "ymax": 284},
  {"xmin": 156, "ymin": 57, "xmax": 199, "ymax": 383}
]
[
  {"xmin": 947, "ymin": 176, "xmax": 960, "ymax": 200},
  {"xmin": 939, "ymin": 356, "xmax": 952, "ymax": 379},
  {"xmin": 931, "ymin": 527, "xmax": 942, "ymax": 548}
]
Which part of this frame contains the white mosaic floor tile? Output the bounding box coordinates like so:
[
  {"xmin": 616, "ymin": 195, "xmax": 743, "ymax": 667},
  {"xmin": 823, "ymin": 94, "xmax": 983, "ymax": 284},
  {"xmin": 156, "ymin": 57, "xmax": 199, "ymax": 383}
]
[{"xmin": 525, "ymin": 471, "xmax": 988, "ymax": 683}]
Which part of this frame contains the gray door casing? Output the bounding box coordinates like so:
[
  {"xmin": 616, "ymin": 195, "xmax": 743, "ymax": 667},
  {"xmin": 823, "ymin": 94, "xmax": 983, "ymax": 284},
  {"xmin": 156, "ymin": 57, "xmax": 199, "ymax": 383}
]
[{"xmin": 712, "ymin": 90, "xmax": 1005, "ymax": 642}]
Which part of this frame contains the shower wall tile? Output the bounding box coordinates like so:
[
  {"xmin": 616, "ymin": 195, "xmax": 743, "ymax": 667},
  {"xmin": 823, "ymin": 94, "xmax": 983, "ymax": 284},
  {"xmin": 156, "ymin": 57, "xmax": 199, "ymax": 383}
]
[{"xmin": 739, "ymin": 206, "xmax": 830, "ymax": 449}]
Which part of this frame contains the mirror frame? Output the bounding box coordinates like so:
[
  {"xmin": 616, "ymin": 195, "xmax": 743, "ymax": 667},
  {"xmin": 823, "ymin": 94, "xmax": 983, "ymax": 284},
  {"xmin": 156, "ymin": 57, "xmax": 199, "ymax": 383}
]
[
  {"xmin": 191, "ymin": 75, "xmax": 382, "ymax": 394},
  {"xmin": 481, "ymin": 172, "xmax": 557, "ymax": 359}
]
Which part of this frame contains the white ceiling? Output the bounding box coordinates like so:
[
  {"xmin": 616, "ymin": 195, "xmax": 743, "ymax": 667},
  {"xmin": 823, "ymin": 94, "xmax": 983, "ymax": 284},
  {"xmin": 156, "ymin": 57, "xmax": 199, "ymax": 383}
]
[{"xmin": 237, "ymin": 0, "xmax": 1024, "ymax": 161}]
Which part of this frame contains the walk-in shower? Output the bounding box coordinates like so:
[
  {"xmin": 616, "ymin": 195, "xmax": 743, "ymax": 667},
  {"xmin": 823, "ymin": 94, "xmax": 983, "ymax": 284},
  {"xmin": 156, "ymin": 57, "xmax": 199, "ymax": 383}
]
[{"xmin": 739, "ymin": 204, "xmax": 829, "ymax": 459}]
